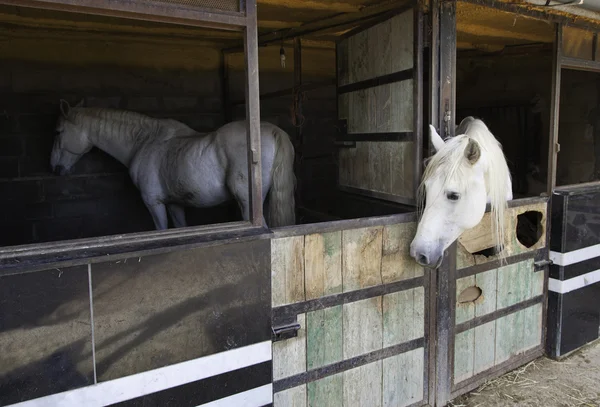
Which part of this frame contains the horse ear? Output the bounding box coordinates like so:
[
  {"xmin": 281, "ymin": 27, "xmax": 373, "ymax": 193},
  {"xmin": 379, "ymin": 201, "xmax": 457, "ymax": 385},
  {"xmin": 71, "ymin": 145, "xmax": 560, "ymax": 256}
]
[
  {"xmin": 429, "ymin": 125, "xmax": 445, "ymax": 152},
  {"xmin": 74, "ymin": 99, "xmax": 85, "ymax": 108},
  {"xmin": 59, "ymin": 99, "xmax": 71, "ymax": 118},
  {"xmin": 464, "ymin": 138, "xmax": 481, "ymax": 165}
]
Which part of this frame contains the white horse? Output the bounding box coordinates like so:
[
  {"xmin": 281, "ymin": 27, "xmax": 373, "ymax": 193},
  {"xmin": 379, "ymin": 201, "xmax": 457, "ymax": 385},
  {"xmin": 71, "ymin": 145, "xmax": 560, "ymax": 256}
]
[
  {"xmin": 410, "ymin": 116, "xmax": 513, "ymax": 268},
  {"xmin": 50, "ymin": 100, "xmax": 296, "ymax": 230}
]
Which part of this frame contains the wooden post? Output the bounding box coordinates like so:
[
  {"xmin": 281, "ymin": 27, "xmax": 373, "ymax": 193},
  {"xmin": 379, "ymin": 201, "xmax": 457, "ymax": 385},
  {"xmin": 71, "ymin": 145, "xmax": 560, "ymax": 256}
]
[
  {"xmin": 293, "ymin": 37, "xmax": 303, "ymax": 209},
  {"xmin": 414, "ymin": 7, "xmax": 424, "ymax": 201},
  {"xmin": 243, "ymin": 0, "xmax": 263, "ymax": 226}
]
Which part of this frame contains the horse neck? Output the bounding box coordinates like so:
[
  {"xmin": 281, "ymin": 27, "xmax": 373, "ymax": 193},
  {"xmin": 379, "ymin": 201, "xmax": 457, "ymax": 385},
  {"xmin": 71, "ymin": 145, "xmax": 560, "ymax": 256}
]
[{"xmin": 82, "ymin": 110, "xmax": 159, "ymax": 167}]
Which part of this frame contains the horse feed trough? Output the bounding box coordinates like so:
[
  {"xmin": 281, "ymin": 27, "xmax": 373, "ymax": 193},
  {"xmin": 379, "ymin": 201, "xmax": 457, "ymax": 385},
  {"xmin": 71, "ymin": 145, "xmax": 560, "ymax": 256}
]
[{"xmin": 0, "ymin": 1, "xmax": 599, "ymax": 406}]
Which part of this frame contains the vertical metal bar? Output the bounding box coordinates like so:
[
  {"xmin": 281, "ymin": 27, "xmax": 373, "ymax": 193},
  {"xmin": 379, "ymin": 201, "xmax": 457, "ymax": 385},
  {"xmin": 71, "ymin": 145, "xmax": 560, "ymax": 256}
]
[
  {"xmin": 435, "ymin": 2, "xmax": 457, "ymax": 406},
  {"xmin": 293, "ymin": 37, "xmax": 303, "ymax": 210},
  {"xmin": 429, "ymin": 0, "xmax": 440, "ymax": 151},
  {"xmin": 413, "ymin": 6, "xmax": 424, "ymax": 200},
  {"xmin": 547, "ymin": 23, "xmax": 562, "ymax": 196},
  {"xmin": 243, "ymin": 0, "xmax": 263, "ymax": 226}
]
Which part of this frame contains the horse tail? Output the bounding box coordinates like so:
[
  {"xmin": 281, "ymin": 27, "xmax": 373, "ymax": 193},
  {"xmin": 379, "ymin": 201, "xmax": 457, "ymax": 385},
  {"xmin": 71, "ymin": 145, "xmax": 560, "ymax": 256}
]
[{"xmin": 266, "ymin": 127, "xmax": 296, "ymax": 228}]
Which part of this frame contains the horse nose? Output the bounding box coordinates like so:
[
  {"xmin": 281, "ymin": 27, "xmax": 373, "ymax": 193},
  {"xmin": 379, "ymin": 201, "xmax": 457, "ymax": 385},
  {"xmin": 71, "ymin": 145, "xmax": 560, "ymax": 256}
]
[{"xmin": 416, "ymin": 253, "xmax": 429, "ymax": 267}]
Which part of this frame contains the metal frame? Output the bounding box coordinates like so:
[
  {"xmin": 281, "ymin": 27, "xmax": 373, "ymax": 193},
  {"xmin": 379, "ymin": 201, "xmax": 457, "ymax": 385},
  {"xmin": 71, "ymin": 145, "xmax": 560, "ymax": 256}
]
[{"xmin": 0, "ymin": 0, "xmax": 265, "ymax": 263}]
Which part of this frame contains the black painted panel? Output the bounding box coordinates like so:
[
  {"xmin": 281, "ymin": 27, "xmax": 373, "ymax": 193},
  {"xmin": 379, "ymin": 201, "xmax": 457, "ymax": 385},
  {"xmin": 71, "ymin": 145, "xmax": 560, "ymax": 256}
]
[
  {"xmin": 550, "ymin": 193, "xmax": 566, "ymax": 253},
  {"xmin": 545, "ymin": 291, "xmax": 562, "ymax": 358},
  {"xmin": 559, "ymin": 283, "xmax": 600, "ymax": 356},
  {"xmin": 0, "ymin": 266, "xmax": 93, "ymax": 405},
  {"xmin": 109, "ymin": 361, "xmax": 272, "ymax": 407},
  {"xmin": 91, "ymin": 239, "xmax": 270, "ymax": 381},
  {"xmin": 552, "ymin": 256, "xmax": 600, "ymax": 281},
  {"xmin": 564, "ymin": 192, "xmax": 600, "ymax": 252}
]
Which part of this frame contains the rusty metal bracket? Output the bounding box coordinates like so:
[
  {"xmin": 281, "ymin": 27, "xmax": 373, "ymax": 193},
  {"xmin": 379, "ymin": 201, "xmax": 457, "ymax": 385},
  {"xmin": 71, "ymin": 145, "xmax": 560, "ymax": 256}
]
[
  {"xmin": 534, "ymin": 259, "xmax": 553, "ymax": 271},
  {"xmin": 272, "ymin": 321, "xmax": 301, "ymax": 342}
]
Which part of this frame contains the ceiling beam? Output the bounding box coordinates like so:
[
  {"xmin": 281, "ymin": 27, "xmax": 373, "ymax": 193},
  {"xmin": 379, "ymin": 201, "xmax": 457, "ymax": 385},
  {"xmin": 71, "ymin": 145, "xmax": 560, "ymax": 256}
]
[
  {"xmin": 224, "ymin": 0, "xmax": 411, "ymax": 53},
  {"xmin": 257, "ymin": 0, "xmax": 361, "ymax": 13}
]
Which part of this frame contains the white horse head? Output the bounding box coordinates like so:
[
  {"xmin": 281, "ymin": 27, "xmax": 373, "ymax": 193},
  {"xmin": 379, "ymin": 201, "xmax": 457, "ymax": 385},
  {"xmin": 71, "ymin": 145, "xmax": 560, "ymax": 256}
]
[
  {"xmin": 50, "ymin": 99, "xmax": 91, "ymax": 175},
  {"xmin": 410, "ymin": 117, "xmax": 513, "ymax": 268}
]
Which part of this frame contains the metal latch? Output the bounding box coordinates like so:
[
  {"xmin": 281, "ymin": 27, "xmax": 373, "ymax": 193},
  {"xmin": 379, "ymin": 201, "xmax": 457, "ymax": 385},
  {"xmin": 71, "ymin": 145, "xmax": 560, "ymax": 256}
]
[
  {"xmin": 272, "ymin": 320, "xmax": 301, "ymax": 342},
  {"xmin": 534, "ymin": 259, "xmax": 553, "ymax": 271}
]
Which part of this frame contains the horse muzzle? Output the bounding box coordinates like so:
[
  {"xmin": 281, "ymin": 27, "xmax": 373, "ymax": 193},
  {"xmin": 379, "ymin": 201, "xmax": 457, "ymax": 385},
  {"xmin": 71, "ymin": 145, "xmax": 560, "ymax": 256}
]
[
  {"xmin": 410, "ymin": 241, "xmax": 444, "ymax": 269},
  {"xmin": 52, "ymin": 164, "xmax": 68, "ymax": 176}
]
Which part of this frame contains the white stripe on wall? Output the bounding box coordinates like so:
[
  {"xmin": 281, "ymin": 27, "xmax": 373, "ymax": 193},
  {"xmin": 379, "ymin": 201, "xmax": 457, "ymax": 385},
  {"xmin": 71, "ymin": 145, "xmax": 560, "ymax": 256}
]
[
  {"xmin": 196, "ymin": 384, "xmax": 273, "ymax": 407},
  {"xmin": 550, "ymin": 243, "xmax": 600, "ymax": 266},
  {"xmin": 7, "ymin": 341, "xmax": 272, "ymax": 407},
  {"xmin": 548, "ymin": 269, "xmax": 600, "ymax": 294}
]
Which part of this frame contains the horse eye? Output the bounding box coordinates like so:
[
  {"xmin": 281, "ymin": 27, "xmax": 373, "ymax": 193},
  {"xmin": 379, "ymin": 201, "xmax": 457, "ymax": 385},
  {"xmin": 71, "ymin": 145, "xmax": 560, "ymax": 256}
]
[{"xmin": 446, "ymin": 192, "xmax": 460, "ymax": 201}]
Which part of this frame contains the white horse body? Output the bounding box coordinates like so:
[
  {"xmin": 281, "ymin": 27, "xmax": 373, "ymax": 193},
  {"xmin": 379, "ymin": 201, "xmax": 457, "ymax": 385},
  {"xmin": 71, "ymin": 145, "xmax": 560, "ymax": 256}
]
[
  {"xmin": 51, "ymin": 101, "xmax": 296, "ymax": 230},
  {"xmin": 410, "ymin": 116, "xmax": 512, "ymax": 268}
]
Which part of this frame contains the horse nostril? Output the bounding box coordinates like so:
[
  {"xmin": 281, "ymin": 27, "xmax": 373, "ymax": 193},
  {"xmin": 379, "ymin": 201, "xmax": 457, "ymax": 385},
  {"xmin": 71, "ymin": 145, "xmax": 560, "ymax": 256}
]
[{"xmin": 418, "ymin": 254, "xmax": 429, "ymax": 266}]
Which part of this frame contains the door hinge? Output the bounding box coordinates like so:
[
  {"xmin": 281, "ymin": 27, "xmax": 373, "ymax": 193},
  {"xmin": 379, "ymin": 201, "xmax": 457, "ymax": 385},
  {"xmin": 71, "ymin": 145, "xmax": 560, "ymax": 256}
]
[{"xmin": 272, "ymin": 319, "xmax": 301, "ymax": 342}]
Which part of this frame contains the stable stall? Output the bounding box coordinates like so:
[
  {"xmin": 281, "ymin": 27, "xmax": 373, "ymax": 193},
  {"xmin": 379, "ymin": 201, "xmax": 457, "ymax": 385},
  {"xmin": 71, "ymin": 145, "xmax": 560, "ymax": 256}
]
[{"xmin": 0, "ymin": 0, "xmax": 599, "ymax": 406}]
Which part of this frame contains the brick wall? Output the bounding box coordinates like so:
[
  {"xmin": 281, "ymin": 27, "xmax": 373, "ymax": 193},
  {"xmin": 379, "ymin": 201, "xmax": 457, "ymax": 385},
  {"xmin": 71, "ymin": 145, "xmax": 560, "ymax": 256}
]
[{"xmin": 0, "ymin": 61, "xmax": 233, "ymax": 247}]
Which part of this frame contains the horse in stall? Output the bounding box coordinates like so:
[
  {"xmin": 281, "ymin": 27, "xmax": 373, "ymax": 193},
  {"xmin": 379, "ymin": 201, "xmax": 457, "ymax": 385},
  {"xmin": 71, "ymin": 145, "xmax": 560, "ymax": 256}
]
[
  {"xmin": 410, "ymin": 116, "xmax": 513, "ymax": 268},
  {"xmin": 50, "ymin": 100, "xmax": 296, "ymax": 230}
]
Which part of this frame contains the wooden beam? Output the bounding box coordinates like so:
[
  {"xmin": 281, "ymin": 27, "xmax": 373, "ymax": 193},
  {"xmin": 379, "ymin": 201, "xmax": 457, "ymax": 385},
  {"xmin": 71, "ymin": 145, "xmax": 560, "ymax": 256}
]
[
  {"xmin": 224, "ymin": 0, "xmax": 412, "ymax": 53},
  {"xmin": 258, "ymin": 0, "xmax": 361, "ymax": 13}
]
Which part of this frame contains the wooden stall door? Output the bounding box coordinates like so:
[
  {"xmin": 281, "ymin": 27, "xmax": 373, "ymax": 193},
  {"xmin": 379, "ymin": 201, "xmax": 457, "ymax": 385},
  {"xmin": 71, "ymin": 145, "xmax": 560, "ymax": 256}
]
[
  {"xmin": 271, "ymin": 216, "xmax": 433, "ymax": 407},
  {"xmin": 447, "ymin": 199, "xmax": 550, "ymax": 402},
  {"xmin": 337, "ymin": 7, "xmax": 420, "ymax": 206}
]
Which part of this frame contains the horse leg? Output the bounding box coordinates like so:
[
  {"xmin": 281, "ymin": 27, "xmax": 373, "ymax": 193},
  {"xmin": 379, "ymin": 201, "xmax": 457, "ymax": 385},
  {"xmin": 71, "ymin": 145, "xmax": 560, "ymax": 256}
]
[
  {"xmin": 144, "ymin": 201, "xmax": 169, "ymax": 230},
  {"xmin": 167, "ymin": 204, "xmax": 187, "ymax": 228}
]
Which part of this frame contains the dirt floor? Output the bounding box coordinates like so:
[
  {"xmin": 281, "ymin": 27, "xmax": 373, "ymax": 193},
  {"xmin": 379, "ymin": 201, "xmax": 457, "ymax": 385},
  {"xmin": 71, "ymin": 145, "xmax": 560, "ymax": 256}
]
[{"xmin": 451, "ymin": 340, "xmax": 600, "ymax": 407}]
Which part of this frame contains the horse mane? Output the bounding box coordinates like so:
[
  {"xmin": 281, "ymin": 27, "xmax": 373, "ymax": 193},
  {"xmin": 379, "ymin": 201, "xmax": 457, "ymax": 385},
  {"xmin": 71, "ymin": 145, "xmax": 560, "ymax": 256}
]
[
  {"xmin": 418, "ymin": 118, "xmax": 511, "ymax": 260},
  {"xmin": 67, "ymin": 107, "xmax": 163, "ymax": 145}
]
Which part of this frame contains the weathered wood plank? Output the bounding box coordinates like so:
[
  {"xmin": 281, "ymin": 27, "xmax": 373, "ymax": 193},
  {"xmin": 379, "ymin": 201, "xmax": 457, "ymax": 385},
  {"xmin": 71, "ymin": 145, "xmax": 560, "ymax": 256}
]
[
  {"xmin": 305, "ymin": 232, "xmax": 342, "ymax": 300},
  {"xmin": 454, "ymin": 329, "xmax": 475, "ymax": 383},
  {"xmin": 391, "ymin": 9, "xmax": 414, "ymax": 73},
  {"xmin": 495, "ymin": 311, "xmax": 517, "ymax": 364},
  {"xmin": 383, "ymin": 348, "xmax": 425, "ymax": 407},
  {"xmin": 383, "ymin": 287, "xmax": 425, "ymax": 347},
  {"xmin": 456, "ymin": 275, "xmax": 476, "ymax": 324},
  {"xmin": 473, "ymin": 321, "xmax": 496, "ymax": 375},
  {"xmin": 308, "ymin": 373, "xmax": 343, "ymax": 407},
  {"xmin": 343, "ymin": 360, "xmax": 383, "ymax": 407},
  {"xmin": 382, "ymin": 223, "xmax": 423, "ymax": 284},
  {"xmin": 342, "ymin": 226, "xmax": 383, "ymax": 292},
  {"xmin": 475, "ymin": 268, "xmax": 498, "ymax": 317},
  {"xmin": 274, "ymin": 385, "xmax": 307, "ymax": 407},
  {"xmin": 307, "ymin": 306, "xmax": 343, "ymax": 370},
  {"xmin": 272, "ymin": 236, "xmax": 305, "ymax": 307},
  {"xmin": 522, "ymin": 303, "xmax": 543, "ymax": 351},
  {"xmin": 343, "ymin": 297, "xmax": 383, "ymax": 359},
  {"xmin": 273, "ymin": 313, "xmax": 307, "ymax": 380}
]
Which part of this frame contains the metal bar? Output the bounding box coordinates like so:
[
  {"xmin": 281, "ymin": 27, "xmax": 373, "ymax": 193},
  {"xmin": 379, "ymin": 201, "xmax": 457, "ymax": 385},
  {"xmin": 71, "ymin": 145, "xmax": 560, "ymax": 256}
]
[
  {"xmin": 457, "ymin": 248, "xmax": 547, "ymax": 278},
  {"xmin": 548, "ymin": 23, "xmax": 562, "ymax": 195},
  {"xmin": 273, "ymin": 337, "xmax": 425, "ymax": 393},
  {"xmin": 414, "ymin": 6, "xmax": 424, "ymax": 204},
  {"xmin": 273, "ymin": 276, "xmax": 424, "ymax": 326},
  {"xmin": 272, "ymin": 212, "xmax": 417, "ymax": 238},
  {"xmin": 435, "ymin": 3, "xmax": 456, "ymax": 406},
  {"xmin": 230, "ymin": 80, "xmax": 336, "ymax": 106},
  {"xmin": 428, "ymin": 0, "xmax": 440, "ymax": 158},
  {"xmin": 337, "ymin": 69, "xmax": 413, "ymax": 94},
  {"xmin": 243, "ymin": 0, "xmax": 263, "ymax": 226},
  {"xmin": 455, "ymin": 295, "xmax": 544, "ymax": 334},
  {"xmin": 337, "ymin": 132, "xmax": 414, "ymax": 142},
  {"xmin": 561, "ymin": 56, "xmax": 600, "ymax": 72},
  {"xmin": 0, "ymin": 223, "xmax": 268, "ymax": 276},
  {"xmin": 0, "ymin": 0, "xmax": 247, "ymax": 31}
]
